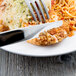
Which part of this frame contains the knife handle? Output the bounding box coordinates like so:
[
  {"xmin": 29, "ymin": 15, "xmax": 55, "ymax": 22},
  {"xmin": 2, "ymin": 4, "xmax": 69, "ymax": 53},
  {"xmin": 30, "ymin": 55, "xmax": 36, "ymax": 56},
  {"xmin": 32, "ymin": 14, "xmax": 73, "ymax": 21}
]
[{"xmin": 0, "ymin": 30, "xmax": 24, "ymax": 46}]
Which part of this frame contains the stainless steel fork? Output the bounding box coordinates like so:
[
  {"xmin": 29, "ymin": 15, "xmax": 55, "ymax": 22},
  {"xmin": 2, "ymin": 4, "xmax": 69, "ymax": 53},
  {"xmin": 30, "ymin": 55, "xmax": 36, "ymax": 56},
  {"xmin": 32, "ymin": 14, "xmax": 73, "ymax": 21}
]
[{"xmin": 25, "ymin": 0, "xmax": 50, "ymax": 22}]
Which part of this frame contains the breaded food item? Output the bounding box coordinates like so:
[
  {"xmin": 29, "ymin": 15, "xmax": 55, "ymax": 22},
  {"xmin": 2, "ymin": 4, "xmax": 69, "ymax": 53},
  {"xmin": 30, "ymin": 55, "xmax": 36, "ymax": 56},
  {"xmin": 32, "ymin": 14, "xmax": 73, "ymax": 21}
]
[
  {"xmin": 0, "ymin": 0, "xmax": 32, "ymax": 29},
  {"xmin": 0, "ymin": 20, "xmax": 9, "ymax": 32},
  {"xmin": 27, "ymin": 25, "xmax": 69, "ymax": 46},
  {"xmin": 0, "ymin": 0, "xmax": 51, "ymax": 30}
]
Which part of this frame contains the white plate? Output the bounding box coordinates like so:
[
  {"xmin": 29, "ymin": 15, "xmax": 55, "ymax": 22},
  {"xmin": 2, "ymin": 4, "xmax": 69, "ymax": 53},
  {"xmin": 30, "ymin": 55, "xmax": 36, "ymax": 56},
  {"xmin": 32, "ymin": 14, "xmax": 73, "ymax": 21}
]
[{"xmin": 1, "ymin": 32, "xmax": 76, "ymax": 57}]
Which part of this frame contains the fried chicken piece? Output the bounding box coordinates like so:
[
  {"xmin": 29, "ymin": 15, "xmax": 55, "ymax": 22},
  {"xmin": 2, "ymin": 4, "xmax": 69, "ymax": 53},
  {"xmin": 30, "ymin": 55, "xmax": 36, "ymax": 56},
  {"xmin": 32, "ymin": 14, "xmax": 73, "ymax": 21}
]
[{"xmin": 27, "ymin": 25, "xmax": 69, "ymax": 46}]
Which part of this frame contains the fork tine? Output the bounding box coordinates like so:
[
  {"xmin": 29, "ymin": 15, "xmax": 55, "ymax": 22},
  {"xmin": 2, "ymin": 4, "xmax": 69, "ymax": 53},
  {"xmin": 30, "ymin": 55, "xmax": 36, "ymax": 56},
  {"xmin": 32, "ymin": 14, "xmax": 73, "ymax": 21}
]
[
  {"xmin": 25, "ymin": 0, "xmax": 49, "ymax": 22},
  {"xmin": 40, "ymin": 0, "xmax": 50, "ymax": 19},
  {"xmin": 36, "ymin": 0, "xmax": 46, "ymax": 22},
  {"xmin": 29, "ymin": 0, "xmax": 42, "ymax": 22},
  {"xmin": 25, "ymin": 0, "xmax": 37, "ymax": 21}
]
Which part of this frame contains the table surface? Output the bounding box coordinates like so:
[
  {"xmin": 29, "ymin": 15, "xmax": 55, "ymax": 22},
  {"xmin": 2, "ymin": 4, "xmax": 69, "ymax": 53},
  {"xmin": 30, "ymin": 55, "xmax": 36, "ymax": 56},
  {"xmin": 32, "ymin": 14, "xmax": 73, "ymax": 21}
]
[{"xmin": 0, "ymin": 50, "xmax": 76, "ymax": 76}]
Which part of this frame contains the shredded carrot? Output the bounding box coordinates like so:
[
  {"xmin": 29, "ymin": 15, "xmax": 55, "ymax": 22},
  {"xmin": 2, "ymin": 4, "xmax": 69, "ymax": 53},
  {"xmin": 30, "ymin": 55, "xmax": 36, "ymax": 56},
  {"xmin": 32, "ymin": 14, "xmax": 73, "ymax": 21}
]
[
  {"xmin": 20, "ymin": 18, "xmax": 22, "ymax": 23},
  {"xmin": 0, "ymin": 0, "xmax": 3, "ymax": 5},
  {"xmin": 22, "ymin": 22, "xmax": 29, "ymax": 27},
  {"xmin": 0, "ymin": 19, "xmax": 3, "ymax": 24}
]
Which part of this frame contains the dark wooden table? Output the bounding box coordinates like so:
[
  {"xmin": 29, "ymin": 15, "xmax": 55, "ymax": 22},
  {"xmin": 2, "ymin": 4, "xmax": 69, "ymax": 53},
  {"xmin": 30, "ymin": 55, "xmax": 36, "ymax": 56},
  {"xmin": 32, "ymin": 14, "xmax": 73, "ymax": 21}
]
[{"xmin": 0, "ymin": 50, "xmax": 76, "ymax": 76}]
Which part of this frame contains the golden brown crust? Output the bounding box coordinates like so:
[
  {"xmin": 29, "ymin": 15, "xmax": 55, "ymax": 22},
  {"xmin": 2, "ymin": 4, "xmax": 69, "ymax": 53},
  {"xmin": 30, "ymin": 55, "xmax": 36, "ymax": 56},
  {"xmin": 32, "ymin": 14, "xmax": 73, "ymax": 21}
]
[
  {"xmin": 0, "ymin": 24, "xmax": 9, "ymax": 32},
  {"xmin": 27, "ymin": 25, "xmax": 68, "ymax": 46},
  {"xmin": 0, "ymin": 20, "xmax": 9, "ymax": 32}
]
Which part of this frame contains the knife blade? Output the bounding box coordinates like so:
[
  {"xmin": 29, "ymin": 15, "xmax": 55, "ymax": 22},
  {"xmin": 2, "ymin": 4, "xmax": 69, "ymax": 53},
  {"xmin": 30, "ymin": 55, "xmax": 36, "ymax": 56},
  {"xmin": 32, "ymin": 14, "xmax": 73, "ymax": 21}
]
[{"xmin": 0, "ymin": 21, "xmax": 63, "ymax": 46}]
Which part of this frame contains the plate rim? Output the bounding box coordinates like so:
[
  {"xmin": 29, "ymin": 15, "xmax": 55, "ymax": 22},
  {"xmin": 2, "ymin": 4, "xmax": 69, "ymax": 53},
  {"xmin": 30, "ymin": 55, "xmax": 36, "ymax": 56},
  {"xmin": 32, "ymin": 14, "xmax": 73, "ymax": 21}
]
[{"xmin": 0, "ymin": 47, "xmax": 75, "ymax": 57}]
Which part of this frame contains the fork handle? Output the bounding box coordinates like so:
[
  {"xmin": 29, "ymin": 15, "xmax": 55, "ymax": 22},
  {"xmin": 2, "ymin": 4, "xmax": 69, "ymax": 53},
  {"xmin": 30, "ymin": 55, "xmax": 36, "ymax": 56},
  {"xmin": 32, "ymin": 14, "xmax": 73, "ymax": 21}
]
[{"xmin": 0, "ymin": 30, "xmax": 24, "ymax": 46}]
